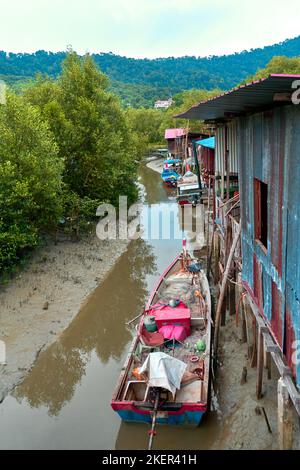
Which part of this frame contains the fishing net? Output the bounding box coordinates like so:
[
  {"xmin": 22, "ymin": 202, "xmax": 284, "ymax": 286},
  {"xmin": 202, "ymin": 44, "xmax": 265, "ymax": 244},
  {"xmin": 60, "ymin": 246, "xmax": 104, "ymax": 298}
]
[{"xmin": 158, "ymin": 273, "xmax": 196, "ymax": 306}]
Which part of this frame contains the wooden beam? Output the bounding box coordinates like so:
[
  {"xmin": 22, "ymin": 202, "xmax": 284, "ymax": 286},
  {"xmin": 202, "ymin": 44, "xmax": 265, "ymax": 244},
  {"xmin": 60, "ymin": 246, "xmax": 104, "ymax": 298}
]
[
  {"xmin": 246, "ymin": 292, "xmax": 300, "ymax": 417},
  {"xmin": 271, "ymin": 351, "xmax": 292, "ymax": 377},
  {"xmin": 278, "ymin": 378, "xmax": 294, "ymax": 450},
  {"xmin": 256, "ymin": 328, "xmax": 264, "ymax": 399},
  {"xmin": 213, "ymin": 232, "xmax": 221, "ymax": 284},
  {"xmin": 213, "ymin": 222, "xmax": 241, "ymax": 356},
  {"xmin": 283, "ymin": 376, "xmax": 300, "ymax": 414},
  {"xmin": 265, "ymin": 351, "xmax": 272, "ymax": 380}
]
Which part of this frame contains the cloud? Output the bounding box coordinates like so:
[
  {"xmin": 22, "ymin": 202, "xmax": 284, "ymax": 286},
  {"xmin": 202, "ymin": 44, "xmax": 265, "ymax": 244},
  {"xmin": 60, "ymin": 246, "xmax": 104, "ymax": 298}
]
[{"xmin": 0, "ymin": 0, "xmax": 299, "ymax": 57}]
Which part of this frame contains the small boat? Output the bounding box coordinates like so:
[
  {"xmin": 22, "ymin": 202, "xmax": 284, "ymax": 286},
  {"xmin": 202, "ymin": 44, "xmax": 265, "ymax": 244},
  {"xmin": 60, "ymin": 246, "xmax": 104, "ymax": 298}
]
[
  {"xmin": 163, "ymin": 158, "xmax": 182, "ymax": 170},
  {"xmin": 177, "ymin": 171, "xmax": 201, "ymax": 206},
  {"xmin": 111, "ymin": 246, "xmax": 212, "ymax": 429},
  {"xmin": 161, "ymin": 168, "xmax": 179, "ymax": 187}
]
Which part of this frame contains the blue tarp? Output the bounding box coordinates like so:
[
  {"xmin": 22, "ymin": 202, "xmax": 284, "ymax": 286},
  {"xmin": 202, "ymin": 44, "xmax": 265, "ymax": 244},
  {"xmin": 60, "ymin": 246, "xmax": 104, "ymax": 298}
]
[
  {"xmin": 195, "ymin": 136, "xmax": 215, "ymax": 150},
  {"xmin": 164, "ymin": 159, "xmax": 181, "ymax": 165}
]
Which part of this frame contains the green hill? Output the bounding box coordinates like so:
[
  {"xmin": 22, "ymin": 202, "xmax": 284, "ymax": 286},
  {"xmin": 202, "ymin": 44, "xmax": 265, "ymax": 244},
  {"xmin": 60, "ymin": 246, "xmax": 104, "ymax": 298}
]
[{"xmin": 1, "ymin": 35, "xmax": 300, "ymax": 107}]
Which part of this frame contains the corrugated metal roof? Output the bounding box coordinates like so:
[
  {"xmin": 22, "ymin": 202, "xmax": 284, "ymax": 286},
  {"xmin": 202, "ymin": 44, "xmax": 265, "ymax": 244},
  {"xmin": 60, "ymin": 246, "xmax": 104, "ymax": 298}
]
[
  {"xmin": 195, "ymin": 136, "xmax": 215, "ymax": 149},
  {"xmin": 176, "ymin": 74, "xmax": 300, "ymax": 121},
  {"xmin": 165, "ymin": 128, "xmax": 186, "ymax": 139}
]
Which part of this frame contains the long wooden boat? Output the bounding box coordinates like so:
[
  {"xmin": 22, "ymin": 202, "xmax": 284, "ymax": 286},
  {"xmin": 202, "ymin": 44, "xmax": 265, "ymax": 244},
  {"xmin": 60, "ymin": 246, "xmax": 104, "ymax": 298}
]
[{"xmin": 111, "ymin": 248, "xmax": 212, "ymax": 427}]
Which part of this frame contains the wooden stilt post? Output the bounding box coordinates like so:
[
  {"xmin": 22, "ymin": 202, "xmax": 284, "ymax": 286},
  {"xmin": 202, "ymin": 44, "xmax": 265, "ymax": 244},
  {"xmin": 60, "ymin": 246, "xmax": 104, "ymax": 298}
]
[
  {"xmin": 220, "ymin": 287, "xmax": 227, "ymax": 326},
  {"xmin": 256, "ymin": 328, "xmax": 264, "ymax": 399},
  {"xmin": 278, "ymin": 377, "xmax": 294, "ymax": 450},
  {"xmin": 265, "ymin": 351, "xmax": 272, "ymax": 380},
  {"xmin": 213, "ymin": 232, "xmax": 220, "ymax": 284},
  {"xmin": 213, "ymin": 222, "xmax": 241, "ymax": 357},
  {"xmin": 229, "ymin": 270, "xmax": 236, "ymax": 316},
  {"xmin": 237, "ymin": 273, "xmax": 247, "ymax": 342}
]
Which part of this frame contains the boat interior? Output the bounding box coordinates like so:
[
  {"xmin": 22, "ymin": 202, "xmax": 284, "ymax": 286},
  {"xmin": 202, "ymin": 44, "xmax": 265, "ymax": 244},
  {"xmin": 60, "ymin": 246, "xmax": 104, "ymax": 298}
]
[{"xmin": 115, "ymin": 254, "xmax": 211, "ymax": 406}]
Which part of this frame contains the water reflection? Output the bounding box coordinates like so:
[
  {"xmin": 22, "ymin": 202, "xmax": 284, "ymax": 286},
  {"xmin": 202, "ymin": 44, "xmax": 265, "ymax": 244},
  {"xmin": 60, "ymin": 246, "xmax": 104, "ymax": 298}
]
[{"xmin": 13, "ymin": 239, "xmax": 156, "ymax": 416}]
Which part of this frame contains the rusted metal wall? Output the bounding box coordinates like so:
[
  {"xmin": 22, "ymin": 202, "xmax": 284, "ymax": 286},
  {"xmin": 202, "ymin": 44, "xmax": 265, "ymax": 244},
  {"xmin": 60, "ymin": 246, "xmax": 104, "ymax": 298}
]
[
  {"xmin": 198, "ymin": 147, "xmax": 215, "ymax": 174},
  {"xmin": 237, "ymin": 105, "xmax": 300, "ymax": 386}
]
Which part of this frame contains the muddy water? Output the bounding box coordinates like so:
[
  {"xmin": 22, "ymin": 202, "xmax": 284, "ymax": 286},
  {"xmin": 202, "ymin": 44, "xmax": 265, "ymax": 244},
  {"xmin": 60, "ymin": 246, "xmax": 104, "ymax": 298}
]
[{"xmin": 0, "ymin": 164, "xmax": 222, "ymax": 450}]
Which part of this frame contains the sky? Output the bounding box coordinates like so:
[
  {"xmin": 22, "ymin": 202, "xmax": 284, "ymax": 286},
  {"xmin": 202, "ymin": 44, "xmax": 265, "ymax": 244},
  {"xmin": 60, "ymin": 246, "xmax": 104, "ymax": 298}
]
[{"xmin": 0, "ymin": 0, "xmax": 299, "ymax": 58}]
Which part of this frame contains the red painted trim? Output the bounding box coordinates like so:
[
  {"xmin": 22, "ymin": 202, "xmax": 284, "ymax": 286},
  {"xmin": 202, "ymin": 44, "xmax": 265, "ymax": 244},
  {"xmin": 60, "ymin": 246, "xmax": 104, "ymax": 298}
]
[{"xmin": 269, "ymin": 73, "xmax": 300, "ymax": 78}]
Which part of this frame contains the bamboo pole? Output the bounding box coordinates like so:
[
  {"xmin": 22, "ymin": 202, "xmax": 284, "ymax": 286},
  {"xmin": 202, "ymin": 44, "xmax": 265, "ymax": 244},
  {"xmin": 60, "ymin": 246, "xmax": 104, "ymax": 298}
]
[
  {"xmin": 213, "ymin": 221, "xmax": 241, "ymax": 356},
  {"xmin": 148, "ymin": 392, "xmax": 160, "ymax": 450}
]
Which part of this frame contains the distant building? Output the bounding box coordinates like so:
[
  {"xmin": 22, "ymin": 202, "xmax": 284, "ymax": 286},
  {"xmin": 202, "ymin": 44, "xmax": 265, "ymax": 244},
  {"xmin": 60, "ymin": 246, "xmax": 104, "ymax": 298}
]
[
  {"xmin": 164, "ymin": 128, "xmax": 208, "ymax": 158},
  {"xmin": 154, "ymin": 98, "xmax": 173, "ymax": 109}
]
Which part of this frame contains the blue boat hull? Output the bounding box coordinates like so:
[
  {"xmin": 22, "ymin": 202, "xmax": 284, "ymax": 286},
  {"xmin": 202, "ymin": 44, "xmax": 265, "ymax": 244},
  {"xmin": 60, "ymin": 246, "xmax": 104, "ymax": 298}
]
[{"xmin": 116, "ymin": 409, "xmax": 205, "ymax": 426}]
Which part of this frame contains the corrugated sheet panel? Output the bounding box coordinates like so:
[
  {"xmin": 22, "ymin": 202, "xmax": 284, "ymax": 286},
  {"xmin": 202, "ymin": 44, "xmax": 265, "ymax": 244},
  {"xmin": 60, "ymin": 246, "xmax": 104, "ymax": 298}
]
[
  {"xmin": 284, "ymin": 105, "xmax": 300, "ymax": 384},
  {"xmin": 215, "ymin": 124, "xmax": 239, "ymax": 175},
  {"xmin": 237, "ymin": 104, "xmax": 300, "ymax": 386},
  {"xmin": 227, "ymin": 121, "xmax": 239, "ymax": 173},
  {"xmin": 215, "ymin": 127, "xmax": 225, "ymax": 175}
]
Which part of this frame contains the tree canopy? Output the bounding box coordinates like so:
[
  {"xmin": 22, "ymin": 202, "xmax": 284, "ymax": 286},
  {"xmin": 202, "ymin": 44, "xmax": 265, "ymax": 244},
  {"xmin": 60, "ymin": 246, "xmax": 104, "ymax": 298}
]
[
  {"xmin": 245, "ymin": 55, "xmax": 300, "ymax": 82},
  {"xmin": 0, "ymin": 93, "xmax": 63, "ymax": 272},
  {"xmin": 0, "ymin": 53, "xmax": 140, "ymax": 274}
]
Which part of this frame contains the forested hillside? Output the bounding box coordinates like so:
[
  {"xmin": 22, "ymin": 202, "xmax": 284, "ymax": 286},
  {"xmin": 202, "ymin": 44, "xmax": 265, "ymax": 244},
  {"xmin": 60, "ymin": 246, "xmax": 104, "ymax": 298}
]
[{"xmin": 0, "ymin": 36, "xmax": 300, "ymax": 107}]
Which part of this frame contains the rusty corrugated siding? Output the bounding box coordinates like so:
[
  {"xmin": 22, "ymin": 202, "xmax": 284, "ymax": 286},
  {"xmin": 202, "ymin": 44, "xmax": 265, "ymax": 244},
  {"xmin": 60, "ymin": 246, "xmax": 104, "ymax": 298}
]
[{"xmin": 237, "ymin": 104, "xmax": 300, "ymax": 386}]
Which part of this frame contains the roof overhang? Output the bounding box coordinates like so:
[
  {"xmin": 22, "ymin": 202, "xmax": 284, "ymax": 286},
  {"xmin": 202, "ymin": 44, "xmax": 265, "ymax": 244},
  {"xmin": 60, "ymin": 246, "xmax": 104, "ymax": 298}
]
[{"xmin": 175, "ymin": 74, "xmax": 300, "ymax": 122}]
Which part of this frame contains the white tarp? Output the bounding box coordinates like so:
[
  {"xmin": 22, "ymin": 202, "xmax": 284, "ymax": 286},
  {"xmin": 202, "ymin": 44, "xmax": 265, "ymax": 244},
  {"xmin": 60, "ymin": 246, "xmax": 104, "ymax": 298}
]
[{"xmin": 139, "ymin": 352, "xmax": 187, "ymax": 397}]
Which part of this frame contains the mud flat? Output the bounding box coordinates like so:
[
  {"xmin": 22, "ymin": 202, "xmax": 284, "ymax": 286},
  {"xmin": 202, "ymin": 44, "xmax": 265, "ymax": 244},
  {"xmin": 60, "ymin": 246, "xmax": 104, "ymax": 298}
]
[
  {"xmin": 211, "ymin": 314, "xmax": 300, "ymax": 450},
  {"xmin": 146, "ymin": 157, "xmax": 164, "ymax": 174},
  {"xmin": 0, "ymin": 234, "xmax": 129, "ymax": 401}
]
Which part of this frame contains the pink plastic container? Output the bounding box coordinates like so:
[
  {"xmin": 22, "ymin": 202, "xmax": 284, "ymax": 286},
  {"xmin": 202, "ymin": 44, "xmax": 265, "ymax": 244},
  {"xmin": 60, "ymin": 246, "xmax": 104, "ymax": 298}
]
[
  {"xmin": 159, "ymin": 325, "xmax": 187, "ymax": 342},
  {"xmin": 151, "ymin": 302, "xmax": 191, "ymax": 336}
]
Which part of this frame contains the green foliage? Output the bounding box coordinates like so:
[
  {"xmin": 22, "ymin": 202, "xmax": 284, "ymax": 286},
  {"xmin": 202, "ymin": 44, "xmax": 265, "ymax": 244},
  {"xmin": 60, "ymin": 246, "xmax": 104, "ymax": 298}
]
[
  {"xmin": 1, "ymin": 36, "xmax": 300, "ymax": 106},
  {"xmin": 60, "ymin": 191, "xmax": 102, "ymax": 237},
  {"xmin": 245, "ymin": 55, "xmax": 300, "ymax": 82},
  {"xmin": 126, "ymin": 108, "xmax": 165, "ymax": 154},
  {"xmin": 110, "ymin": 80, "xmax": 172, "ymax": 108},
  {"xmin": 0, "ymin": 93, "xmax": 63, "ymax": 272},
  {"xmin": 1, "ymin": 53, "xmax": 141, "ymax": 273},
  {"xmin": 24, "ymin": 52, "xmax": 139, "ymax": 207},
  {"xmin": 123, "ymin": 88, "xmax": 222, "ymax": 155},
  {"xmin": 158, "ymin": 88, "xmax": 222, "ymax": 134}
]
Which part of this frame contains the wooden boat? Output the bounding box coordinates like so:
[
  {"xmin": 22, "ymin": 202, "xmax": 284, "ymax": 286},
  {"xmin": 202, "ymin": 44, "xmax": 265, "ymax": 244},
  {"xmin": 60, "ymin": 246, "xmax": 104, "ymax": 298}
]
[
  {"xmin": 161, "ymin": 168, "xmax": 179, "ymax": 187},
  {"xmin": 176, "ymin": 171, "xmax": 201, "ymax": 206},
  {"xmin": 111, "ymin": 247, "xmax": 212, "ymax": 427}
]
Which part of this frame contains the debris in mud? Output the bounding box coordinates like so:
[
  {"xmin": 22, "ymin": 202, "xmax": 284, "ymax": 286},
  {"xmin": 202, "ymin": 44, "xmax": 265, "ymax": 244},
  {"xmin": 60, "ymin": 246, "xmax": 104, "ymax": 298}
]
[
  {"xmin": 240, "ymin": 366, "xmax": 247, "ymax": 385},
  {"xmin": 43, "ymin": 301, "xmax": 49, "ymax": 310},
  {"xmin": 255, "ymin": 406, "xmax": 262, "ymax": 415}
]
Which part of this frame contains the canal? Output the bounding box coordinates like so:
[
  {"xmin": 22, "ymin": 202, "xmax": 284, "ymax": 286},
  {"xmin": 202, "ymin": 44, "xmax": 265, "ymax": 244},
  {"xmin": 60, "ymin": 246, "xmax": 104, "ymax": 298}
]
[{"xmin": 0, "ymin": 163, "xmax": 222, "ymax": 450}]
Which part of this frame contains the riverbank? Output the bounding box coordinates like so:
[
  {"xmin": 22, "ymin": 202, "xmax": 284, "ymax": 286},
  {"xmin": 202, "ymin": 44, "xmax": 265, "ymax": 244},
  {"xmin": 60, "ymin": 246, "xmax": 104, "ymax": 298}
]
[
  {"xmin": 0, "ymin": 234, "xmax": 129, "ymax": 402},
  {"xmin": 146, "ymin": 157, "xmax": 164, "ymax": 174}
]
